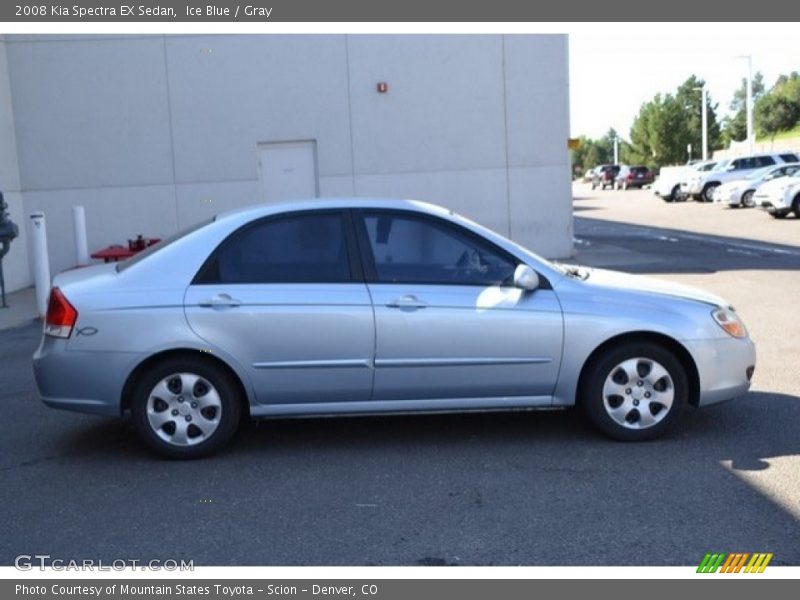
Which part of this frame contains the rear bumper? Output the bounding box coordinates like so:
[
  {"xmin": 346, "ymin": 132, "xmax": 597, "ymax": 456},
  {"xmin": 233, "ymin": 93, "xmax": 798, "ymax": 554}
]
[
  {"xmin": 684, "ymin": 336, "xmax": 756, "ymax": 407},
  {"xmin": 33, "ymin": 337, "xmax": 139, "ymax": 417}
]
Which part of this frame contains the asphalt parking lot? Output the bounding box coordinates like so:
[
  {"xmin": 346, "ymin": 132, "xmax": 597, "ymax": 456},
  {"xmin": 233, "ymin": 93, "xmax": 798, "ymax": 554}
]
[{"xmin": 1, "ymin": 184, "xmax": 798, "ymax": 566}]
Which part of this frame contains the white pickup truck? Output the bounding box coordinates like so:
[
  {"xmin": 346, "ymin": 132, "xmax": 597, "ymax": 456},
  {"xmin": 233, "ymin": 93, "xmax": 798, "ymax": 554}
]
[{"xmin": 653, "ymin": 161, "xmax": 716, "ymax": 202}]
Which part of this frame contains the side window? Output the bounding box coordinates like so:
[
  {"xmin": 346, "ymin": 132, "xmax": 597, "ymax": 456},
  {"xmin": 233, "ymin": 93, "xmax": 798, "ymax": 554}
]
[
  {"xmin": 361, "ymin": 213, "xmax": 517, "ymax": 286},
  {"xmin": 757, "ymin": 156, "xmax": 776, "ymax": 167},
  {"xmin": 197, "ymin": 212, "xmax": 351, "ymax": 284},
  {"xmin": 730, "ymin": 159, "xmax": 743, "ymax": 170},
  {"xmin": 780, "ymin": 153, "xmax": 799, "ymax": 163}
]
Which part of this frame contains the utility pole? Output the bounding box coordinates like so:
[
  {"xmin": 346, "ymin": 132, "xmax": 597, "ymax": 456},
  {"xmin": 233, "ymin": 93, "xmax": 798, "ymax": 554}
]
[
  {"xmin": 694, "ymin": 84, "xmax": 709, "ymax": 161},
  {"xmin": 738, "ymin": 55, "xmax": 754, "ymax": 154},
  {"xmin": 613, "ymin": 136, "xmax": 619, "ymax": 164}
]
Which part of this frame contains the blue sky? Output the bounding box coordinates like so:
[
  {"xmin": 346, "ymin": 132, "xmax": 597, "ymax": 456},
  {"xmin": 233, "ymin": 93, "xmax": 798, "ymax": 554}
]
[{"xmin": 569, "ymin": 26, "xmax": 800, "ymax": 140}]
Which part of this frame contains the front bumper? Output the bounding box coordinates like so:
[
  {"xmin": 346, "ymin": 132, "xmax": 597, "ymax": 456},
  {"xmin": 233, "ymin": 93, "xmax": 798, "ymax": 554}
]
[
  {"xmin": 684, "ymin": 336, "xmax": 756, "ymax": 406},
  {"xmin": 758, "ymin": 198, "xmax": 791, "ymax": 215},
  {"xmin": 33, "ymin": 336, "xmax": 140, "ymax": 417}
]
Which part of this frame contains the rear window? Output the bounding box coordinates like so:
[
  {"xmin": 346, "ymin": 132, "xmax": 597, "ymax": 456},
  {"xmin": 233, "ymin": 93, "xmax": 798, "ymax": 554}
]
[
  {"xmin": 780, "ymin": 153, "xmax": 799, "ymax": 162},
  {"xmin": 116, "ymin": 218, "xmax": 212, "ymax": 272},
  {"xmin": 630, "ymin": 166, "xmax": 649, "ymax": 174}
]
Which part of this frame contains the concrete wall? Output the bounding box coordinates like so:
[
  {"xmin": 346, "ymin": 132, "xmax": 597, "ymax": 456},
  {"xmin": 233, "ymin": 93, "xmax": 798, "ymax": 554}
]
[
  {"xmin": 3, "ymin": 34, "xmax": 572, "ymax": 290},
  {"xmin": 0, "ymin": 36, "xmax": 30, "ymax": 293}
]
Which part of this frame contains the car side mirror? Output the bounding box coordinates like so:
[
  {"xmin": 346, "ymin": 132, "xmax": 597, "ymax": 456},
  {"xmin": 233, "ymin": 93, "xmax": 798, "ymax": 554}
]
[{"xmin": 513, "ymin": 264, "xmax": 539, "ymax": 291}]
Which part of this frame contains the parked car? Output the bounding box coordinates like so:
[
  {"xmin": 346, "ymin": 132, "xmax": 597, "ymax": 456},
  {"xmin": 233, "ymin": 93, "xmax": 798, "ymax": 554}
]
[
  {"xmin": 615, "ymin": 166, "xmax": 655, "ymax": 190},
  {"xmin": 680, "ymin": 153, "xmax": 800, "ymax": 202},
  {"xmin": 33, "ymin": 199, "xmax": 755, "ymax": 458},
  {"xmin": 713, "ymin": 163, "xmax": 800, "ymax": 208},
  {"xmin": 754, "ymin": 174, "xmax": 800, "ymax": 218},
  {"xmin": 654, "ymin": 161, "xmax": 717, "ymax": 203},
  {"xmin": 591, "ymin": 165, "xmax": 621, "ymax": 190}
]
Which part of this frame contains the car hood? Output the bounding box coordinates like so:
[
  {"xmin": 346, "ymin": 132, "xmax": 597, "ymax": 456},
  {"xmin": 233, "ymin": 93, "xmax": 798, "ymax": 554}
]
[
  {"xmin": 755, "ymin": 177, "xmax": 797, "ymax": 196},
  {"xmin": 717, "ymin": 179, "xmax": 746, "ymax": 192},
  {"xmin": 580, "ymin": 267, "xmax": 727, "ymax": 307}
]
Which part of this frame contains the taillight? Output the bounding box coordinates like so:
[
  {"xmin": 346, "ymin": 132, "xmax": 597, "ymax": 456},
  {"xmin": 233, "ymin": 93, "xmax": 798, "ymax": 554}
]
[{"xmin": 44, "ymin": 287, "xmax": 78, "ymax": 339}]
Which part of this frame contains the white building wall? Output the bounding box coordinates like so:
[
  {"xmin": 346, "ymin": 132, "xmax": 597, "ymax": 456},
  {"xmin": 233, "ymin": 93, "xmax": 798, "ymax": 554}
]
[
  {"xmin": 0, "ymin": 36, "xmax": 29, "ymax": 293},
  {"xmin": 3, "ymin": 34, "xmax": 572, "ymax": 291}
]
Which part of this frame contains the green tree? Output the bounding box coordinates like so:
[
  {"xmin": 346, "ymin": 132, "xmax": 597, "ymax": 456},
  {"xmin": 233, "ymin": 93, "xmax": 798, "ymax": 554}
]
[
  {"xmin": 625, "ymin": 76, "xmax": 721, "ymax": 168},
  {"xmin": 755, "ymin": 72, "xmax": 800, "ymax": 138}
]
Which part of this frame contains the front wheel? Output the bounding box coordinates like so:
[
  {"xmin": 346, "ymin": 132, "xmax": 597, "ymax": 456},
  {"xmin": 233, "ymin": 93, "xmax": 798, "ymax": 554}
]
[
  {"xmin": 793, "ymin": 195, "xmax": 800, "ymax": 218},
  {"xmin": 579, "ymin": 343, "xmax": 688, "ymax": 441},
  {"xmin": 130, "ymin": 356, "xmax": 243, "ymax": 459},
  {"xmin": 742, "ymin": 190, "xmax": 756, "ymax": 208}
]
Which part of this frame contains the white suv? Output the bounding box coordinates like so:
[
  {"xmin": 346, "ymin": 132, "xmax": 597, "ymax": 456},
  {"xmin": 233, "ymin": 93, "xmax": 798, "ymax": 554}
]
[
  {"xmin": 754, "ymin": 174, "xmax": 800, "ymax": 219},
  {"xmin": 680, "ymin": 153, "xmax": 800, "ymax": 202}
]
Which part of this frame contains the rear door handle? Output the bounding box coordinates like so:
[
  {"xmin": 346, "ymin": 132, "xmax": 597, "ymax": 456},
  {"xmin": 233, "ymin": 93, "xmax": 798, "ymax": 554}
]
[
  {"xmin": 198, "ymin": 293, "xmax": 241, "ymax": 309},
  {"xmin": 386, "ymin": 294, "xmax": 427, "ymax": 310}
]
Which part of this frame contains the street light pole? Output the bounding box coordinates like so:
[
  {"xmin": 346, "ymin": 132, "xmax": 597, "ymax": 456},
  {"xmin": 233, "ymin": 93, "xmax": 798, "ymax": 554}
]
[
  {"xmin": 613, "ymin": 136, "xmax": 619, "ymax": 164},
  {"xmin": 693, "ymin": 84, "xmax": 709, "ymax": 161},
  {"xmin": 737, "ymin": 55, "xmax": 754, "ymax": 154},
  {"xmin": 701, "ymin": 84, "xmax": 708, "ymax": 160}
]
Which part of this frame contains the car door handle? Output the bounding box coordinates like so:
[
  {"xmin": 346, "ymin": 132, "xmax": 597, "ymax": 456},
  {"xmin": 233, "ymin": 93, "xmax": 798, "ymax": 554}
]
[
  {"xmin": 198, "ymin": 294, "xmax": 241, "ymax": 308},
  {"xmin": 386, "ymin": 295, "xmax": 427, "ymax": 310}
]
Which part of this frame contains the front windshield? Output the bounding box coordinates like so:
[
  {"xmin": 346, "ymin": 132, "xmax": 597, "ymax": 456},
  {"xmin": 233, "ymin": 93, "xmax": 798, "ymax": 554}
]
[
  {"xmin": 746, "ymin": 166, "xmax": 776, "ymax": 180},
  {"xmin": 710, "ymin": 159, "xmax": 729, "ymax": 171}
]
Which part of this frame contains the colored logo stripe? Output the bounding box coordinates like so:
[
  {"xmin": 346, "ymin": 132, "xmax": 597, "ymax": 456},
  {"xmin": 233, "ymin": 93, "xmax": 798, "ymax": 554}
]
[{"xmin": 697, "ymin": 552, "xmax": 772, "ymax": 573}]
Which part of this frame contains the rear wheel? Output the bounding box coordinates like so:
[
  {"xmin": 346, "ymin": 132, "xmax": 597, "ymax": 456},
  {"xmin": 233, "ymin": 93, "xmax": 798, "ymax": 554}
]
[
  {"xmin": 741, "ymin": 190, "xmax": 756, "ymax": 208},
  {"xmin": 130, "ymin": 356, "xmax": 242, "ymax": 459},
  {"xmin": 579, "ymin": 342, "xmax": 688, "ymax": 441},
  {"xmin": 702, "ymin": 183, "xmax": 719, "ymax": 203},
  {"xmin": 793, "ymin": 195, "xmax": 800, "ymax": 218},
  {"xmin": 664, "ymin": 184, "xmax": 679, "ymax": 203}
]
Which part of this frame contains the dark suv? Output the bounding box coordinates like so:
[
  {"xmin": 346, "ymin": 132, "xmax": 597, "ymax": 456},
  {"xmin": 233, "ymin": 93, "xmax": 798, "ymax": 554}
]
[
  {"xmin": 615, "ymin": 165, "xmax": 655, "ymax": 190},
  {"xmin": 591, "ymin": 165, "xmax": 621, "ymax": 190}
]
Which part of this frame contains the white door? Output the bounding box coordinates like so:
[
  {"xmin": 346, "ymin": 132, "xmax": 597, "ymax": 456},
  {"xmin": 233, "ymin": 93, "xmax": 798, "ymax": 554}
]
[{"xmin": 258, "ymin": 141, "xmax": 318, "ymax": 202}]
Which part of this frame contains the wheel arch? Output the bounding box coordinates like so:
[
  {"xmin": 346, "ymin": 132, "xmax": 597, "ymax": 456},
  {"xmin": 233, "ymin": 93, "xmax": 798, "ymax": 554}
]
[
  {"xmin": 120, "ymin": 349, "xmax": 252, "ymax": 417},
  {"xmin": 576, "ymin": 331, "xmax": 701, "ymax": 407}
]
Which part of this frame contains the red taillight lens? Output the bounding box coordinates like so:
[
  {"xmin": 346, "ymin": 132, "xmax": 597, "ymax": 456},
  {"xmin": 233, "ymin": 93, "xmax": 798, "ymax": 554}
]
[{"xmin": 44, "ymin": 287, "xmax": 78, "ymax": 338}]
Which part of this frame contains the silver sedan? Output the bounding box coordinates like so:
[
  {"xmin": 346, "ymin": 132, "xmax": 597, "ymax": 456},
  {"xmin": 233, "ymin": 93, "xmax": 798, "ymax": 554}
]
[{"xmin": 33, "ymin": 199, "xmax": 756, "ymax": 458}]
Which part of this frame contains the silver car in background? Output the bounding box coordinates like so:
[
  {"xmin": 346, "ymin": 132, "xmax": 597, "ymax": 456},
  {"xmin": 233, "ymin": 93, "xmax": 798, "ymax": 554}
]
[{"xmin": 33, "ymin": 199, "xmax": 756, "ymax": 458}]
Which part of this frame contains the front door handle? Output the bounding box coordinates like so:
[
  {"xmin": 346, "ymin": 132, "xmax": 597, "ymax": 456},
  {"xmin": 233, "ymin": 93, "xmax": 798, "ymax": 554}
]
[
  {"xmin": 198, "ymin": 293, "xmax": 241, "ymax": 309},
  {"xmin": 386, "ymin": 294, "xmax": 427, "ymax": 310}
]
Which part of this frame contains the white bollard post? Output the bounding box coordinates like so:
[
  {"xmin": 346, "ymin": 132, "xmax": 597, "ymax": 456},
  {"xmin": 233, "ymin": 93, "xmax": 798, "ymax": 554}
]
[
  {"xmin": 72, "ymin": 205, "xmax": 90, "ymax": 266},
  {"xmin": 29, "ymin": 211, "xmax": 51, "ymax": 318}
]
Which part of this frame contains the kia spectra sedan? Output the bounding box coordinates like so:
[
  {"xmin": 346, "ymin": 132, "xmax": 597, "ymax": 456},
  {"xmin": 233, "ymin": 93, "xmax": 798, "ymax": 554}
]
[{"xmin": 33, "ymin": 199, "xmax": 756, "ymax": 458}]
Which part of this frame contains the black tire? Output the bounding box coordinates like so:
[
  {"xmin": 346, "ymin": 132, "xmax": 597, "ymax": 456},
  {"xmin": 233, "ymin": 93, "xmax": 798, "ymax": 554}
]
[
  {"xmin": 579, "ymin": 342, "xmax": 688, "ymax": 442},
  {"xmin": 770, "ymin": 212, "xmax": 787, "ymax": 219},
  {"xmin": 701, "ymin": 183, "xmax": 719, "ymax": 203},
  {"xmin": 591, "ymin": 182, "xmax": 596, "ymax": 190},
  {"xmin": 130, "ymin": 355, "xmax": 243, "ymax": 459},
  {"xmin": 741, "ymin": 190, "xmax": 756, "ymax": 208},
  {"xmin": 665, "ymin": 184, "xmax": 679, "ymax": 203},
  {"xmin": 793, "ymin": 195, "xmax": 800, "ymax": 218}
]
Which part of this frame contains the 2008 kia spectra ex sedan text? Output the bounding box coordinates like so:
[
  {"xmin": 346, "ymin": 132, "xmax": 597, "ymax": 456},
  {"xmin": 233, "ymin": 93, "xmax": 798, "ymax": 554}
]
[{"xmin": 33, "ymin": 199, "xmax": 756, "ymax": 459}]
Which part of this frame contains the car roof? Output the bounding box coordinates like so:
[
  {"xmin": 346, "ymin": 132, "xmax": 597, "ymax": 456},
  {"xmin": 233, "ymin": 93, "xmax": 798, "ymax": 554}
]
[{"xmin": 215, "ymin": 197, "xmax": 451, "ymax": 223}]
